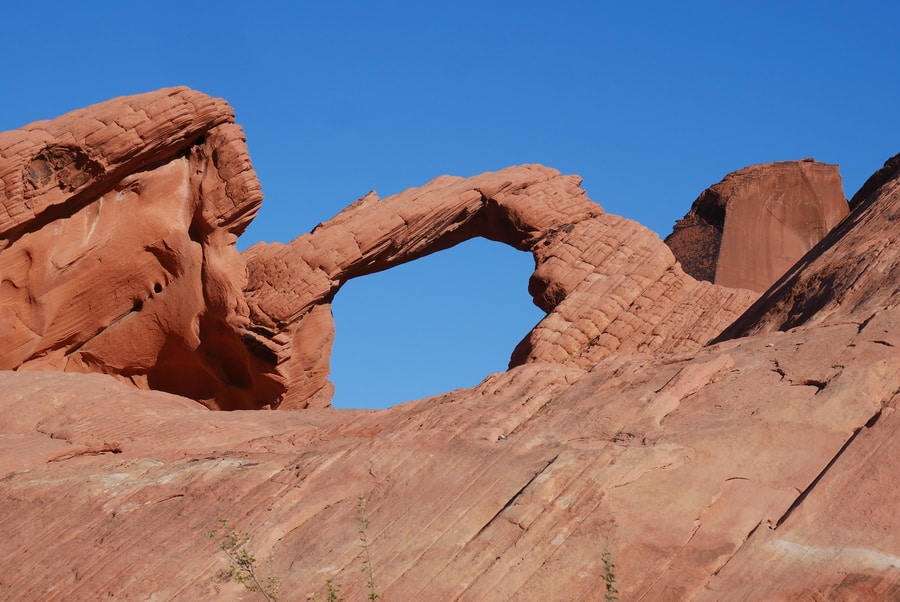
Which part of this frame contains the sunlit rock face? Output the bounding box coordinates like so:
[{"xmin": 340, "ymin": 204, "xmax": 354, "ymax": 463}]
[
  {"xmin": 665, "ymin": 159, "xmax": 849, "ymax": 292},
  {"xmin": 0, "ymin": 87, "xmax": 279, "ymax": 409},
  {"xmin": 0, "ymin": 90, "xmax": 862, "ymax": 413},
  {"xmin": 1, "ymin": 160, "xmax": 899, "ymax": 596}
]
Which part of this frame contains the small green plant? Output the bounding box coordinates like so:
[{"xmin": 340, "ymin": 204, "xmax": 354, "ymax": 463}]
[
  {"xmin": 210, "ymin": 497, "xmax": 380, "ymax": 601},
  {"xmin": 207, "ymin": 518, "xmax": 280, "ymax": 602},
  {"xmin": 602, "ymin": 551, "xmax": 619, "ymax": 601},
  {"xmin": 357, "ymin": 494, "xmax": 381, "ymax": 601},
  {"xmin": 308, "ymin": 578, "xmax": 344, "ymax": 602}
]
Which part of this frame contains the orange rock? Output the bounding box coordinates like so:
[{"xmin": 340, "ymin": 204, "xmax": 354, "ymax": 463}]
[
  {"xmin": 666, "ymin": 159, "xmax": 848, "ymax": 292},
  {"xmin": 717, "ymin": 152, "xmax": 900, "ymax": 339},
  {"xmin": 0, "ymin": 90, "xmax": 758, "ymax": 410},
  {"xmin": 0, "ymin": 297, "xmax": 896, "ymax": 599},
  {"xmin": 0, "ymin": 88, "xmax": 280, "ymax": 409},
  {"xmin": 1, "ymin": 90, "xmax": 899, "ymax": 600}
]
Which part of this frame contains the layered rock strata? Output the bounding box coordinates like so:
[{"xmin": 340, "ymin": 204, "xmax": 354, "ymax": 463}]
[
  {"xmin": 245, "ymin": 166, "xmax": 758, "ymax": 408},
  {"xmin": 0, "ymin": 88, "xmax": 280, "ymax": 409},
  {"xmin": 665, "ymin": 159, "xmax": 848, "ymax": 292},
  {"xmin": 1, "ymin": 90, "xmax": 899, "ymax": 600},
  {"xmin": 1, "ymin": 159, "xmax": 898, "ymax": 596}
]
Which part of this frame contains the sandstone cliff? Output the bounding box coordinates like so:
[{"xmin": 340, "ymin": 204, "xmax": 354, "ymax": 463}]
[
  {"xmin": 1, "ymin": 90, "xmax": 898, "ymax": 601},
  {"xmin": 665, "ymin": 159, "xmax": 848, "ymax": 292}
]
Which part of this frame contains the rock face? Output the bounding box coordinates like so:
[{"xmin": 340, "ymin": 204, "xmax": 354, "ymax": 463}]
[
  {"xmin": 1, "ymin": 173, "xmax": 898, "ymax": 597},
  {"xmin": 0, "ymin": 88, "xmax": 282, "ymax": 410},
  {"xmin": 665, "ymin": 159, "xmax": 848, "ymax": 292},
  {"xmin": 716, "ymin": 151, "xmax": 900, "ymax": 340},
  {"xmin": 1, "ymin": 90, "xmax": 899, "ymax": 600}
]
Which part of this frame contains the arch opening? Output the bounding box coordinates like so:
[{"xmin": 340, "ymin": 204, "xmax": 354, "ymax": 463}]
[{"xmin": 329, "ymin": 238, "xmax": 544, "ymax": 409}]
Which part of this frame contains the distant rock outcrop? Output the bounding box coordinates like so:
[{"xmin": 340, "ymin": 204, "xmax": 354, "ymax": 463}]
[
  {"xmin": 665, "ymin": 159, "xmax": 848, "ymax": 292},
  {"xmin": 716, "ymin": 152, "xmax": 900, "ymax": 340}
]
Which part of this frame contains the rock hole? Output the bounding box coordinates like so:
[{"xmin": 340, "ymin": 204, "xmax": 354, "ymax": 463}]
[
  {"xmin": 24, "ymin": 145, "xmax": 104, "ymax": 194},
  {"xmin": 153, "ymin": 282, "xmax": 163, "ymax": 294},
  {"xmin": 132, "ymin": 299, "xmax": 143, "ymax": 312},
  {"xmin": 330, "ymin": 238, "xmax": 544, "ymax": 409}
]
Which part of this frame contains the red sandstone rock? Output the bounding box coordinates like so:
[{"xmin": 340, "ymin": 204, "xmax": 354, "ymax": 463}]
[
  {"xmin": 717, "ymin": 152, "xmax": 900, "ymax": 340},
  {"xmin": 0, "ymin": 91, "xmax": 759, "ymax": 410},
  {"xmin": 0, "ymin": 299, "xmax": 897, "ymax": 599},
  {"xmin": 0, "ymin": 88, "xmax": 280, "ymax": 410},
  {"xmin": 665, "ymin": 159, "xmax": 848, "ymax": 292},
  {"xmin": 1, "ymin": 91, "xmax": 899, "ymax": 600}
]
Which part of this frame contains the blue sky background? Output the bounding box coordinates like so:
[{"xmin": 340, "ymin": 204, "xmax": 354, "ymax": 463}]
[{"xmin": 2, "ymin": 2, "xmax": 898, "ymax": 409}]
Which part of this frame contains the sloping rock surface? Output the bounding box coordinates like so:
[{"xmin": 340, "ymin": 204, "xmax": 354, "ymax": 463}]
[
  {"xmin": 665, "ymin": 159, "xmax": 848, "ymax": 292},
  {"xmin": 1, "ymin": 91, "xmax": 898, "ymax": 601},
  {"xmin": 0, "ymin": 279, "xmax": 897, "ymax": 599}
]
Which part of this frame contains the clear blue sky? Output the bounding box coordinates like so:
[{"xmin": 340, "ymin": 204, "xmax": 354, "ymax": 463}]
[{"xmin": 2, "ymin": 2, "xmax": 898, "ymax": 409}]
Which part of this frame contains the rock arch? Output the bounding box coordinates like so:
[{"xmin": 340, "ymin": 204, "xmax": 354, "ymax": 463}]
[
  {"xmin": 328, "ymin": 237, "xmax": 542, "ymax": 408},
  {"xmin": 244, "ymin": 165, "xmax": 759, "ymax": 408}
]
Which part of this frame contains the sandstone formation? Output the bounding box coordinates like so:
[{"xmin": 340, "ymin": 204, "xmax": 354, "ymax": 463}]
[
  {"xmin": 1, "ymin": 178, "xmax": 898, "ymax": 597},
  {"xmin": 716, "ymin": 150, "xmax": 900, "ymax": 341},
  {"xmin": 1, "ymin": 90, "xmax": 899, "ymax": 600},
  {"xmin": 665, "ymin": 159, "xmax": 848, "ymax": 292},
  {"xmin": 0, "ymin": 87, "xmax": 282, "ymax": 410},
  {"xmin": 244, "ymin": 165, "xmax": 758, "ymax": 408},
  {"xmin": 0, "ymin": 89, "xmax": 758, "ymax": 410}
]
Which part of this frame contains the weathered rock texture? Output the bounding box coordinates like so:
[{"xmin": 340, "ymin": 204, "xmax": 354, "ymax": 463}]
[
  {"xmin": 0, "ymin": 88, "xmax": 283, "ymax": 410},
  {"xmin": 665, "ymin": 159, "xmax": 848, "ymax": 292},
  {"xmin": 1, "ymin": 184, "xmax": 898, "ymax": 598},
  {"xmin": 717, "ymin": 152, "xmax": 900, "ymax": 340},
  {"xmin": 2, "ymin": 91, "xmax": 899, "ymax": 600},
  {"xmin": 245, "ymin": 166, "xmax": 758, "ymax": 408}
]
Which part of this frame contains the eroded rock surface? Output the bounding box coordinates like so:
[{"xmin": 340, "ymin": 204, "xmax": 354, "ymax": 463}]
[
  {"xmin": 245, "ymin": 166, "xmax": 758, "ymax": 408},
  {"xmin": 0, "ymin": 237, "xmax": 897, "ymax": 600},
  {"xmin": 0, "ymin": 88, "xmax": 282, "ymax": 409},
  {"xmin": 665, "ymin": 159, "xmax": 848, "ymax": 292},
  {"xmin": 717, "ymin": 152, "xmax": 900, "ymax": 339},
  {"xmin": 1, "ymin": 90, "xmax": 899, "ymax": 600}
]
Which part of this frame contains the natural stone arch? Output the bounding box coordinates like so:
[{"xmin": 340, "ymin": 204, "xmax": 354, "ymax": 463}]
[
  {"xmin": 243, "ymin": 165, "xmax": 758, "ymax": 409},
  {"xmin": 328, "ymin": 237, "xmax": 543, "ymax": 409}
]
